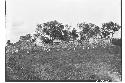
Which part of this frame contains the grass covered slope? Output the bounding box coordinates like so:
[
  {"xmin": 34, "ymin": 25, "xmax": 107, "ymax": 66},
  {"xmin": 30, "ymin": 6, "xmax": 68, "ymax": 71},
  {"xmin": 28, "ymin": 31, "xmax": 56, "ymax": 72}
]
[{"xmin": 5, "ymin": 41, "xmax": 121, "ymax": 81}]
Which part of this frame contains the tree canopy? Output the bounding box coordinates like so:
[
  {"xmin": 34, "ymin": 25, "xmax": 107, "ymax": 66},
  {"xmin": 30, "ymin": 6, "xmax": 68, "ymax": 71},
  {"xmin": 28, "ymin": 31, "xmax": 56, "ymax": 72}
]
[
  {"xmin": 7, "ymin": 20, "xmax": 120, "ymax": 45},
  {"xmin": 78, "ymin": 22, "xmax": 100, "ymax": 40},
  {"xmin": 101, "ymin": 21, "xmax": 121, "ymax": 38},
  {"xmin": 36, "ymin": 20, "xmax": 64, "ymax": 41}
]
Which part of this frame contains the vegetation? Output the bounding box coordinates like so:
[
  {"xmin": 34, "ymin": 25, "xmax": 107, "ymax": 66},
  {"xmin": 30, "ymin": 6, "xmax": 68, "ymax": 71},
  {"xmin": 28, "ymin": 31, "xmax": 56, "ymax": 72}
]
[
  {"xmin": 101, "ymin": 21, "xmax": 121, "ymax": 38},
  {"xmin": 78, "ymin": 22, "xmax": 100, "ymax": 41},
  {"xmin": 5, "ymin": 20, "xmax": 121, "ymax": 82}
]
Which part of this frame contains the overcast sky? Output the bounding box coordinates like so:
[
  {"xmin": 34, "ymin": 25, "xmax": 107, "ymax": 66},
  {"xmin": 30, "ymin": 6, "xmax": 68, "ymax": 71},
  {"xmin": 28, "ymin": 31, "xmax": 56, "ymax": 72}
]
[{"xmin": 6, "ymin": 0, "xmax": 121, "ymax": 42}]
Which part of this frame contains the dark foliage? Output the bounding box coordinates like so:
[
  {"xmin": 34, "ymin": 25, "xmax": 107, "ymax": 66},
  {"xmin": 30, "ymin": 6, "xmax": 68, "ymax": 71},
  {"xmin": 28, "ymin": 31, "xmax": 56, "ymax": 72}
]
[
  {"xmin": 78, "ymin": 22, "xmax": 100, "ymax": 40},
  {"xmin": 6, "ymin": 40, "xmax": 13, "ymax": 46},
  {"xmin": 60, "ymin": 30, "xmax": 70, "ymax": 41},
  {"xmin": 36, "ymin": 20, "xmax": 64, "ymax": 41},
  {"xmin": 70, "ymin": 28, "xmax": 79, "ymax": 40},
  {"xmin": 101, "ymin": 21, "xmax": 121, "ymax": 38},
  {"xmin": 20, "ymin": 34, "xmax": 32, "ymax": 41},
  {"xmin": 42, "ymin": 37, "xmax": 53, "ymax": 44},
  {"xmin": 111, "ymin": 38, "xmax": 121, "ymax": 47},
  {"xmin": 101, "ymin": 31, "xmax": 110, "ymax": 38}
]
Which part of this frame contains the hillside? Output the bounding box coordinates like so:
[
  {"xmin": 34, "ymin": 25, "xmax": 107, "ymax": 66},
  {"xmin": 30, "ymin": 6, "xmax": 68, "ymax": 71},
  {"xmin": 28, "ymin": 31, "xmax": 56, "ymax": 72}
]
[{"xmin": 5, "ymin": 40, "xmax": 121, "ymax": 82}]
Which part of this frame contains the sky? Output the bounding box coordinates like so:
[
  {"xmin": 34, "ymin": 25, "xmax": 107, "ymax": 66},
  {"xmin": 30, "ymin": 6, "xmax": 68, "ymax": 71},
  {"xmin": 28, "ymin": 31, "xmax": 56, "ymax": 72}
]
[{"xmin": 6, "ymin": 0, "xmax": 121, "ymax": 42}]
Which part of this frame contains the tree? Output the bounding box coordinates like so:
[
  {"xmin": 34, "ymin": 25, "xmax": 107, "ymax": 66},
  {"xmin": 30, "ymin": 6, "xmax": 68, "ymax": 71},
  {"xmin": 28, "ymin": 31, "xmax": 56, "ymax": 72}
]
[
  {"xmin": 35, "ymin": 20, "xmax": 76, "ymax": 44},
  {"xmin": 40, "ymin": 36, "xmax": 53, "ymax": 44},
  {"xmin": 20, "ymin": 34, "xmax": 32, "ymax": 41},
  {"xmin": 61, "ymin": 30, "xmax": 70, "ymax": 41},
  {"xmin": 101, "ymin": 21, "xmax": 121, "ymax": 39},
  {"xmin": 35, "ymin": 20, "xmax": 64, "ymax": 41},
  {"xmin": 70, "ymin": 28, "xmax": 79, "ymax": 41},
  {"xmin": 60, "ymin": 24, "xmax": 72, "ymax": 42},
  {"xmin": 78, "ymin": 22, "xmax": 100, "ymax": 41},
  {"xmin": 87, "ymin": 25, "xmax": 100, "ymax": 38},
  {"xmin": 100, "ymin": 30, "xmax": 110, "ymax": 39}
]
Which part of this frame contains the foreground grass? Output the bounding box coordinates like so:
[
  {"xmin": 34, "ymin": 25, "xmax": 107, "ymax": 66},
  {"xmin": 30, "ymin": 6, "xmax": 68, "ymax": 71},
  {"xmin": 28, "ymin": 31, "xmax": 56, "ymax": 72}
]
[{"xmin": 5, "ymin": 42, "xmax": 121, "ymax": 81}]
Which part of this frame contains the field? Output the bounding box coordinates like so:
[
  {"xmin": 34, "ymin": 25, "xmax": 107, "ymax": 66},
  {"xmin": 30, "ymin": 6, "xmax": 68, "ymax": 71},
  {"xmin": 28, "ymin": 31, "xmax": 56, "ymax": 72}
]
[{"xmin": 5, "ymin": 41, "xmax": 122, "ymax": 82}]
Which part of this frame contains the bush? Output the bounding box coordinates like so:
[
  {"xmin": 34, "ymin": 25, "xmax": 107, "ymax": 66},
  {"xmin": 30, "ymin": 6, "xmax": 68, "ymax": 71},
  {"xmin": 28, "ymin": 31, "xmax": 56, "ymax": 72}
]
[{"xmin": 111, "ymin": 38, "xmax": 121, "ymax": 47}]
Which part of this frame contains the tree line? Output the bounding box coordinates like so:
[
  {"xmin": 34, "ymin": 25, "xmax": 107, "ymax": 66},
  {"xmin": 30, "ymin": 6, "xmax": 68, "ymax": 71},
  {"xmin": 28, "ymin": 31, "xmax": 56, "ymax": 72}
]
[{"xmin": 6, "ymin": 20, "xmax": 121, "ymax": 46}]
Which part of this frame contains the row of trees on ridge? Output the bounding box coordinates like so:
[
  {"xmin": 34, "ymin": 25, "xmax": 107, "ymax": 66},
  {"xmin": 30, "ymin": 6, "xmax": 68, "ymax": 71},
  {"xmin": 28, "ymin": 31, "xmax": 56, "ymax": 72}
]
[{"xmin": 7, "ymin": 20, "xmax": 121, "ymax": 45}]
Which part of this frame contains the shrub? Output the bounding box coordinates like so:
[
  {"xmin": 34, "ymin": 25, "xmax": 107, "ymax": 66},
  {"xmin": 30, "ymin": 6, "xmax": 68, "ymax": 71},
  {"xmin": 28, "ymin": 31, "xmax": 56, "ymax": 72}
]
[{"xmin": 111, "ymin": 38, "xmax": 121, "ymax": 47}]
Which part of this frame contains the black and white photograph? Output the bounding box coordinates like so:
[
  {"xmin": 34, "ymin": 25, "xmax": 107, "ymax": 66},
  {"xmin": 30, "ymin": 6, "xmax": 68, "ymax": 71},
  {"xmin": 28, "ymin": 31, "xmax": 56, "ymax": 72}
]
[{"xmin": 5, "ymin": 0, "xmax": 122, "ymax": 82}]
